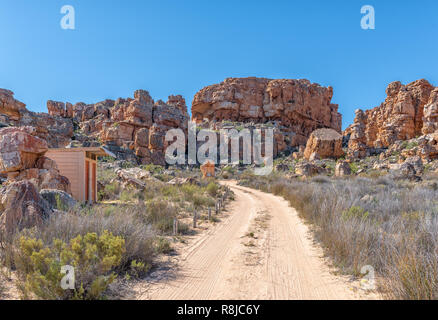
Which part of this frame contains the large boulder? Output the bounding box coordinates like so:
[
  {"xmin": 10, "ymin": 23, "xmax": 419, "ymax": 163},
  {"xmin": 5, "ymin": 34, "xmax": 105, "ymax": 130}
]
[
  {"xmin": 0, "ymin": 180, "xmax": 52, "ymax": 233},
  {"xmin": 0, "ymin": 89, "xmax": 26, "ymax": 121},
  {"xmin": 304, "ymin": 128, "xmax": 344, "ymax": 160},
  {"xmin": 0, "ymin": 126, "xmax": 48, "ymax": 173},
  {"xmin": 0, "ymin": 128, "xmax": 71, "ymax": 194},
  {"xmin": 40, "ymin": 189, "xmax": 76, "ymax": 211},
  {"xmin": 403, "ymin": 156, "xmax": 424, "ymax": 175},
  {"xmin": 389, "ymin": 161, "xmax": 421, "ymax": 181},
  {"xmin": 345, "ymin": 109, "xmax": 368, "ymax": 159},
  {"xmin": 295, "ymin": 161, "xmax": 323, "ymax": 177},
  {"xmin": 47, "ymin": 100, "xmax": 67, "ymax": 117},
  {"xmin": 335, "ymin": 161, "xmax": 352, "ymax": 177}
]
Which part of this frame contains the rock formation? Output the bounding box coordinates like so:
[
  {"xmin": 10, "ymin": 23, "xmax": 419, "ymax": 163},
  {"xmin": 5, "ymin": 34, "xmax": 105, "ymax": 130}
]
[
  {"xmin": 335, "ymin": 161, "xmax": 352, "ymax": 177},
  {"xmin": 47, "ymin": 90, "xmax": 188, "ymax": 165},
  {"xmin": 0, "ymin": 180, "xmax": 53, "ymax": 233},
  {"xmin": 0, "ymin": 126, "xmax": 71, "ymax": 193},
  {"xmin": 422, "ymin": 88, "xmax": 438, "ymax": 135},
  {"xmin": 346, "ymin": 79, "xmax": 436, "ymax": 158},
  {"xmin": 346, "ymin": 109, "xmax": 368, "ymax": 159},
  {"xmin": 0, "ymin": 126, "xmax": 47, "ymax": 173},
  {"xmin": 192, "ymin": 77, "xmax": 342, "ymax": 149},
  {"xmin": 1, "ymin": 88, "xmax": 189, "ymax": 166},
  {"xmin": 303, "ymin": 128, "xmax": 344, "ymax": 160},
  {"xmin": 0, "ymin": 89, "xmax": 26, "ymax": 121}
]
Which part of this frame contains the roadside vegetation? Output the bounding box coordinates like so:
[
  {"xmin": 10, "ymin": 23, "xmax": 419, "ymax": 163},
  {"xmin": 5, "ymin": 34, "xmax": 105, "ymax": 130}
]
[
  {"xmin": 0, "ymin": 162, "xmax": 230, "ymax": 300},
  {"xmin": 240, "ymin": 170, "xmax": 438, "ymax": 300}
]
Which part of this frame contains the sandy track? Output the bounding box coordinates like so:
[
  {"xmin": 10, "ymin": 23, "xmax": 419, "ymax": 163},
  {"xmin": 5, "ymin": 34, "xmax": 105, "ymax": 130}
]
[{"xmin": 135, "ymin": 181, "xmax": 377, "ymax": 300}]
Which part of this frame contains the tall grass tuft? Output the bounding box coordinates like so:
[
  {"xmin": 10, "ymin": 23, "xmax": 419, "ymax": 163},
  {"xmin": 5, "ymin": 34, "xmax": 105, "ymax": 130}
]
[{"xmin": 240, "ymin": 174, "xmax": 438, "ymax": 299}]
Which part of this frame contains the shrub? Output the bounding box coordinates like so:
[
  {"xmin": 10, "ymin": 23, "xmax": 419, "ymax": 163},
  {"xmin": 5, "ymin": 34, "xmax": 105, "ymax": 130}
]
[
  {"xmin": 12, "ymin": 205, "xmax": 156, "ymax": 277},
  {"xmin": 144, "ymin": 200, "xmax": 177, "ymax": 233},
  {"xmin": 102, "ymin": 181, "xmax": 121, "ymax": 200},
  {"xmin": 206, "ymin": 182, "xmax": 219, "ymax": 197},
  {"xmin": 222, "ymin": 171, "xmax": 231, "ymax": 179},
  {"xmin": 240, "ymin": 174, "xmax": 438, "ymax": 299},
  {"xmin": 341, "ymin": 206, "xmax": 369, "ymax": 221},
  {"xmin": 155, "ymin": 237, "xmax": 172, "ymax": 254},
  {"xmin": 15, "ymin": 231, "xmax": 124, "ymax": 300},
  {"xmin": 142, "ymin": 164, "xmax": 164, "ymax": 174}
]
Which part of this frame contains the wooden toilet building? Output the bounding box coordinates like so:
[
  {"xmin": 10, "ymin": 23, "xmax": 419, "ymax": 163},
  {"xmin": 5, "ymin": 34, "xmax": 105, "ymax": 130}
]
[{"xmin": 45, "ymin": 147, "xmax": 114, "ymax": 203}]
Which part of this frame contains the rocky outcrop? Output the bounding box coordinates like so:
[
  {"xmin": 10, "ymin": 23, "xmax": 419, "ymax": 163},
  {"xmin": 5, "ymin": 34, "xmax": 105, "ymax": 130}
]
[
  {"xmin": 295, "ymin": 161, "xmax": 324, "ymax": 177},
  {"xmin": 40, "ymin": 189, "xmax": 77, "ymax": 211},
  {"xmin": 0, "ymin": 89, "xmax": 26, "ymax": 121},
  {"xmin": 0, "ymin": 180, "xmax": 52, "ymax": 233},
  {"xmin": 192, "ymin": 77, "xmax": 342, "ymax": 149},
  {"xmin": 1, "ymin": 88, "xmax": 189, "ymax": 166},
  {"xmin": 0, "ymin": 127, "xmax": 71, "ymax": 193},
  {"xmin": 335, "ymin": 161, "xmax": 352, "ymax": 177},
  {"xmin": 0, "ymin": 126, "xmax": 48, "ymax": 173},
  {"xmin": 346, "ymin": 109, "xmax": 368, "ymax": 159},
  {"xmin": 422, "ymin": 88, "xmax": 438, "ymax": 135},
  {"xmin": 114, "ymin": 167, "xmax": 159, "ymax": 190},
  {"xmin": 47, "ymin": 90, "xmax": 189, "ymax": 165},
  {"xmin": 346, "ymin": 80, "xmax": 436, "ymax": 158},
  {"xmin": 303, "ymin": 128, "xmax": 344, "ymax": 160}
]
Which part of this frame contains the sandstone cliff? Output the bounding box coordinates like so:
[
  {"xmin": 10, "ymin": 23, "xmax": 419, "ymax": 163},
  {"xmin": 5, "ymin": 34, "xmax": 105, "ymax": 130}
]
[
  {"xmin": 346, "ymin": 79, "xmax": 436, "ymax": 158},
  {"xmin": 0, "ymin": 89, "xmax": 189, "ymax": 166},
  {"xmin": 192, "ymin": 77, "xmax": 342, "ymax": 148}
]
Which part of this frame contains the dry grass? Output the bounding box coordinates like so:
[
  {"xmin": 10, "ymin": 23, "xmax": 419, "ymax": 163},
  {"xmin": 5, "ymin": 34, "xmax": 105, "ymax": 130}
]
[
  {"xmin": 0, "ymin": 164, "xmax": 230, "ymax": 299},
  {"xmin": 240, "ymin": 172, "xmax": 438, "ymax": 299}
]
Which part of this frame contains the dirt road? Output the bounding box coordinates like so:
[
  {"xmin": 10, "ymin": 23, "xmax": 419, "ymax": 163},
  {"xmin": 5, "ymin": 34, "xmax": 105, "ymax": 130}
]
[{"xmin": 135, "ymin": 181, "xmax": 377, "ymax": 300}]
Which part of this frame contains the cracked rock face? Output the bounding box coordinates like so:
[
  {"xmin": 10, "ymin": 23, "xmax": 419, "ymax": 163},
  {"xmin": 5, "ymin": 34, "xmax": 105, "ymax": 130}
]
[
  {"xmin": 0, "ymin": 89, "xmax": 26, "ymax": 121},
  {"xmin": 422, "ymin": 88, "xmax": 438, "ymax": 135},
  {"xmin": 346, "ymin": 79, "xmax": 435, "ymax": 158},
  {"xmin": 1, "ymin": 88, "xmax": 189, "ymax": 166},
  {"xmin": 47, "ymin": 90, "xmax": 189, "ymax": 165},
  {"xmin": 303, "ymin": 128, "xmax": 344, "ymax": 160},
  {"xmin": 0, "ymin": 180, "xmax": 53, "ymax": 234},
  {"xmin": 191, "ymin": 77, "xmax": 342, "ymax": 148},
  {"xmin": 0, "ymin": 126, "xmax": 48, "ymax": 173}
]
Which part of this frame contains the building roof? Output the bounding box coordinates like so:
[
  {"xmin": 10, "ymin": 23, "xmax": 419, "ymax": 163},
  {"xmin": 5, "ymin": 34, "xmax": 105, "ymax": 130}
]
[{"xmin": 47, "ymin": 147, "xmax": 116, "ymax": 158}]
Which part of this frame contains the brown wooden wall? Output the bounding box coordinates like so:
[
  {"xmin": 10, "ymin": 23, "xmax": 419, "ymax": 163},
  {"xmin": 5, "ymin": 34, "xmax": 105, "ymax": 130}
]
[{"xmin": 45, "ymin": 150, "xmax": 86, "ymax": 202}]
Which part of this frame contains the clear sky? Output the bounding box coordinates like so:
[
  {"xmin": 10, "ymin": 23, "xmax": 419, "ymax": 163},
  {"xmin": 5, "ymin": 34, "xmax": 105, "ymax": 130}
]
[{"xmin": 1, "ymin": 0, "xmax": 437, "ymax": 128}]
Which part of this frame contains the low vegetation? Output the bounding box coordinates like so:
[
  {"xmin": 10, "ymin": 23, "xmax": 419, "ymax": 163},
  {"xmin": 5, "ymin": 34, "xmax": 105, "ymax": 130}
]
[
  {"xmin": 0, "ymin": 163, "xmax": 229, "ymax": 300},
  {"xmin": 240, "ymin": 171, "xmax": 438, "ymax": 299}
]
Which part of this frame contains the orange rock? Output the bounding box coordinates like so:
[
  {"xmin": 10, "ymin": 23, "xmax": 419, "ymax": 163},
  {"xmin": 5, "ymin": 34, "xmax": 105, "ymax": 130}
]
[
  {"xmin": 191, "ymin": 77, "xmax": 342, "ymax": 148},
  {"xmin": 304, "ymin": 128, "xmax": 344, "ymax": 160},
  {"xmin": 349, "ymin": 79, "xmax": 434, "ymax": 154},
  {"xmin": 0, "ymin": 89, "xmax": 26, "ymax": 121},
  {"xmin": 0, "ymin": 126, "xmax": 48, "ymax": 173},
  {"xmin": 200, "ymin": 161, "xmax": 215, "ymax": 178},
  {"xmin": 422, "ymin": 88, "xmax": 438, "ymax": 135},
  {"xmin": 0, "ymin": 180, "xmax": 52, "ymax": 233}
]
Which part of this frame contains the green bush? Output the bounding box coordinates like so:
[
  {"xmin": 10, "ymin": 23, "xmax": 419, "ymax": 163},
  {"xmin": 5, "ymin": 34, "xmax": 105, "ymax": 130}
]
[
  {"xmin": 145, "ymin": 200, "xmax": 177, "ymax": 233},
  {"xmin": 100, "ymin": 181, "xmax": 121, "ymax": 200},
  {"xmin": 142, "ymin": 164, "xmax": 164, "ymax": 174},
  {"xmin": 15, "ymin": 231, "xmax": 125, "ymax": 300},
  {"xmin": 206, "ymin": 182, "xmax": 219, "ymax": 197},
  {"xmin": 155, "ymin": 237, "xmax": 172, "ymax": 254},
  {"xmin": 341, "ymin": 206, "xmax": 369, "ymax": 221}
]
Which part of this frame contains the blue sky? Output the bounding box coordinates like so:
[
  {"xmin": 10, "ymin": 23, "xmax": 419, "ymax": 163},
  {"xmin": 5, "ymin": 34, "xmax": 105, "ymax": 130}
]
[{"xmin": 0, "ymin": 0, "xmax": 437, "ymax": 128}]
